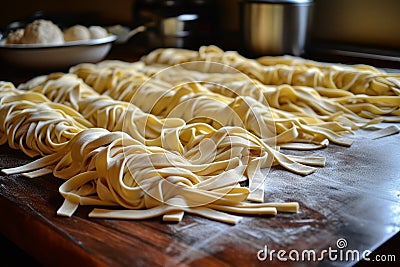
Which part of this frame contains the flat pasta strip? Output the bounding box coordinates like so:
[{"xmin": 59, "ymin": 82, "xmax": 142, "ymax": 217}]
[{"xmin": 367, "ymin": 125, "xmax": 400, "ymax": 139}]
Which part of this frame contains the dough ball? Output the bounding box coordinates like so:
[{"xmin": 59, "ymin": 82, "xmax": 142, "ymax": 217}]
[
  {"xmin": 20, "ymin": 19, "xmax": 64, "ymax": 44},
  {"xmin": 6, "ymin": 29, "xmax": 25, "ymax": 44},
  {"xmin": 89, "ymin": 26, "xmax": 108, "ymax": 39},
  {"xmin": 64, "ymin": 25, "xmax": 91, "ymax": 42}
]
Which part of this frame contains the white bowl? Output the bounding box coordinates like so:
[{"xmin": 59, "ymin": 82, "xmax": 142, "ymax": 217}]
[{"xmin": 0, "ymin": 35, "xmax": 117, "ymax": 70}]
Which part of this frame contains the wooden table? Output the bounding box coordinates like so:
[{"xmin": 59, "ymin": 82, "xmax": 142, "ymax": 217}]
[{"xmin": 0, "ymin": 43, "xmax": 399, "ymax": 267}]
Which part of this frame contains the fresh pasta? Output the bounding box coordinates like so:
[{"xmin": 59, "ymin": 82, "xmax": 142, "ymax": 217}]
[
  {"xmin": 1, "ymin": 86, "xmax": 298, "ymax": 223},
  {"xmin": 1, "ymin": 45, "xmax": 399, "ymax": 225},
  {"xmin": 17, "ymin": 72, "xmax": 325, "ymax": 203},
  {"xmin": 71, "ymin": 62, "xmax": 355, "ymax": 148},
  {"xmin": 0, "ymin": 82, "xmax": 92, "ymax": 158},
  {"xmin": 129, "ymin": 62, "xmax": 392, "ymax": 129},
  {"xmin": 141, "ymin": 45, "xmax": 400, "ymax": 96}
]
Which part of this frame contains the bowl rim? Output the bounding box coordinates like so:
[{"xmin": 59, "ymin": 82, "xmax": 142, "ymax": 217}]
[{"xmin": 0, "ymin": 34, "xmax": 117, "ymax": 50}]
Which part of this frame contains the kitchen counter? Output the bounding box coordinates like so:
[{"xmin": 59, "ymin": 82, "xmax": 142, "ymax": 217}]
[{"xmin": 0, "ymin": 43, "xmax": 399, "ymax": 267}]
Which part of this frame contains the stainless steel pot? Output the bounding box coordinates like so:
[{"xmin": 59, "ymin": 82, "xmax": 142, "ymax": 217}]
[{"xmin": 241, "ymin": 0, "xmax": 313, "ymax": 56}]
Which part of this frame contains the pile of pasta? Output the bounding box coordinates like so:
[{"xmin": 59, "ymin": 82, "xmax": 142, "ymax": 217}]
[{"xmin": 1, "ymin": 45, "xmax": 399, "ymax": 224}]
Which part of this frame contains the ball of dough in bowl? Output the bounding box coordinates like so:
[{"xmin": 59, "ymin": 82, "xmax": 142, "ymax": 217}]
[
  {"xmin": 20, "ymin": 20, "xmax": 64, "ymax": 44},
  {"xmin": 64, "ymin": 25, "xmax": 91, "ymax": 42},
  {"xmin": 89, "ymin": 26, "xmax": 108, "ymax": 39}
]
